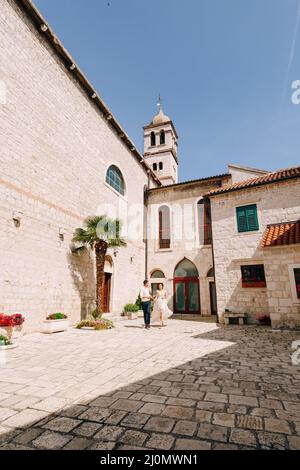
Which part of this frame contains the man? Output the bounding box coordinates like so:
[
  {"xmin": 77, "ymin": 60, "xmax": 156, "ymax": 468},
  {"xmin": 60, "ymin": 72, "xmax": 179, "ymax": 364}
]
[{"xmin": 140, "ymin": 280, "xmax": 152, "ymax": 329}]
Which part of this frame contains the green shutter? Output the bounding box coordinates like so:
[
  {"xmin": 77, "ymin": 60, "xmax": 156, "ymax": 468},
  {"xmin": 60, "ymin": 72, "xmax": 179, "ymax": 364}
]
[
  {"xmin": 236, "ymin": 207, "xmax": 248, "ymax": 232},
  {"xmin": 246, "ymin": 205, "xmax": 259, "ymax": 231},
  {"xmin": 236, "ymin": 204, "xmax": 259, "ymax": 232}
]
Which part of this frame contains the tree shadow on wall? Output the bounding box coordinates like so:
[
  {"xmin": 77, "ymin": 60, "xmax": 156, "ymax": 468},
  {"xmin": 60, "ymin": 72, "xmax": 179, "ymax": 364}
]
[{"xmin": 67, "ymin": 248, "xmax": 96, "ymax": 320}]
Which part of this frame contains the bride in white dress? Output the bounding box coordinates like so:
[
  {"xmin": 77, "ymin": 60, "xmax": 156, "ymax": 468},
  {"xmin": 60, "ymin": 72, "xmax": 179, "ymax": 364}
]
[{"xmin": 152, "ymin": 283, "xmax": 173, "ymax": 327}]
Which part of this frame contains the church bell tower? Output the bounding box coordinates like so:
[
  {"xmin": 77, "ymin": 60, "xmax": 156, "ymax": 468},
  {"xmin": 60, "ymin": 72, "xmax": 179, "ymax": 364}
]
[{"xmin": 143, "ymin": 98, "xmax": 178, "ymax": 185}]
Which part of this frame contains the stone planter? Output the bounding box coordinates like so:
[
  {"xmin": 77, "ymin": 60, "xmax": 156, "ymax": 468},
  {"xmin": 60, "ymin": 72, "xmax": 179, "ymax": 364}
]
[
  {"xmin": 42, "ymin": 319, "xmax": 69, "ymax": 334},
  {"xmin": 137, "ymin": 310, "xmax": 144, "ymax": 318},
  {"xmin": 0, "ymin": 343, "xmax": 18, "ymax": 350},
  {"xmin": 125, "ymin": 312, "xmax": 138, "ymax": 320}
]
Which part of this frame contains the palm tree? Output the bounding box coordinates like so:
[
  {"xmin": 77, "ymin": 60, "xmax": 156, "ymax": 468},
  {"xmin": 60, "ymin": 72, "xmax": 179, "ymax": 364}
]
[{"xmin": 72, "ymin": 216, "xmax": 126, "ymax": 314}]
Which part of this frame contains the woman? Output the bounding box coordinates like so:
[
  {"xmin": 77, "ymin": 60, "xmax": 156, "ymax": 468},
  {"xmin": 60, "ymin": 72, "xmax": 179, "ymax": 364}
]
[{"xmin": 153, "ymin": 283, "xmax": 172, "ymax": 327}]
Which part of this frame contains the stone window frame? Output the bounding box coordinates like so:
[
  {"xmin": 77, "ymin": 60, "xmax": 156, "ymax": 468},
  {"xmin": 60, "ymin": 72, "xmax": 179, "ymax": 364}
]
[
  {"xmin": 154, "ymin": 203, "xmax": 173, "ymax": 253},
  {"xmin": 233, "ymin": 200, "xmax": 262, "ymax": 236},
  {"xmin": 288, "ymin": 264, "xmax": 300, "ymax": 303}
]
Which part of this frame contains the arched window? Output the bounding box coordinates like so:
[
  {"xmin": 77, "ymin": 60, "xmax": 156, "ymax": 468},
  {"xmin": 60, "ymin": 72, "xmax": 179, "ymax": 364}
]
[
  {"xmin": 160, "ymin": 130, "xmax": 165, "ymax": 145},
  {"xmin": 150, "ymin": 131, "xmax": 156, "ymax": 146},
  {"xmin": 151, "ymin": 269, "xmax": 165, "ymax": 296},
  {"xmin": 106, "ymin": 165, "xmax": 125, "ymax": 196},
  {"xmin": 207, "ymin": 267, "xmax": 214, "ymax": 278},
  {"xmin": 151, "ymin": 269, "xmax": 165, "ymax": 278},
  {"xmin": 197, "ymin": 199, "xmax": 212, "ymax": 245},
  {"xmin": 174, "ymin": 258, "xmax": 199, "ymax": 278},
  {"xmin": 158, "ymin": 205, "xmax": 171, "ymax": 249},
  {"xmin": 159, "ymin": 162, "xmax": 163, "ymax": 170},
  {"xmin": 153, "ymin": 163, "xmax": 157, "ymax": 171}
]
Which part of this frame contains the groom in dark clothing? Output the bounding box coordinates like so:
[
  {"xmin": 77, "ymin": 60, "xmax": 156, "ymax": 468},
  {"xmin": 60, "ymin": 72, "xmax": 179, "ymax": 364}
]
[{"xmin": 140, "ymin": 280, "xmax": 153, "ymax": 329}]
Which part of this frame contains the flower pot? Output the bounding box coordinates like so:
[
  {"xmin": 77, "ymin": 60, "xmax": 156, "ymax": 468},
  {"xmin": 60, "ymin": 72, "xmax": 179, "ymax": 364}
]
[
  {"xmin": 0, "ymin": 343, "xmax": 18, "ymax": 350},
  {"xmin": 137, "ymin": 310, "xmax": 144, "ymax": 318},
  {"xmin": 42, "ymin": 319, "xmax": 69, "ymax": 334}
]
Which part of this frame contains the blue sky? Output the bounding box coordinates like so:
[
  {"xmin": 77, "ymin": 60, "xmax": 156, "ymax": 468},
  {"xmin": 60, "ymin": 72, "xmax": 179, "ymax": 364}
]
[{"xmin": 34, "ymin": 0, "xmax": 300, "ymax": 181}]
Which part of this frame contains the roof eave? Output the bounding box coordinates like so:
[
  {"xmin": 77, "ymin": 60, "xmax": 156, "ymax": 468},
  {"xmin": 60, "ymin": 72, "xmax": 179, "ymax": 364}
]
[{"xmin": 15, "ymin": 0, "xmax": 161, "ymax": 186}]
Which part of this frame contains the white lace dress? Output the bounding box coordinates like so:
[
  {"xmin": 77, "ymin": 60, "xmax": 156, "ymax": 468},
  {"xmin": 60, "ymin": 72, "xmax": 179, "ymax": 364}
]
[{"xmin": 152, "ymin": 290, "xmax": 173, "ymax": 323}]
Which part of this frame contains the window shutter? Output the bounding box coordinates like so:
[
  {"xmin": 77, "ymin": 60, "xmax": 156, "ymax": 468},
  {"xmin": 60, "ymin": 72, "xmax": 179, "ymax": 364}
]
[
  {"xmin": 246, "ymin": 205, "xmax": 259, "ymax": 231},
  {"xmin": 236, "ymin": 207, "xmax": 247, "ymax": 232}
]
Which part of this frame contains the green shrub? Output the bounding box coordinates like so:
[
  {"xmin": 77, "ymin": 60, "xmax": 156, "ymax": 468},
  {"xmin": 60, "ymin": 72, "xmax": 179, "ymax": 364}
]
[
  {"xmin": 0, "ymin": 334, "xmax": 12, "ymax": 346},
  {"xmin": 91, "ymin": 308, "xmax": 102, "ymax": 320},
  {"xmin": 135, "ymin": 294, "xmax": 142, "ymax": 309},
  {"xmin": 46, "ymin": 313, "xmax": 68, "ymax": 320},
  {"xmin": 76, "ymin": 318, "xmax": 114, "ymax": 330},
  {"xmin": 123, "ymin": 303, "xmax": 139, "ymax": 313}
]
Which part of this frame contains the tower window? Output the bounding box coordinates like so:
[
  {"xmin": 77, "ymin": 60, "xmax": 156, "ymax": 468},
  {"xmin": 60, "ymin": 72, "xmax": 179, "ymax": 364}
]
[
  {"xmin": 150, "ymin": 131, "xmax": 156, "ymax": 146},
  {"xmin": 160, "ymin": 130, "xmax": 165, "ymax": 145},
  {"xmin": 159, "ymin": 162, "xmax": 163, "ymax": 170},
  {"xmin": 153, "ymin": 163, "xmax": 157, "ymax": 171}
]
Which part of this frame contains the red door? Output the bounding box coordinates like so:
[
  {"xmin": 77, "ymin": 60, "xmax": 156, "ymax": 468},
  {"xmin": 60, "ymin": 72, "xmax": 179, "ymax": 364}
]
[{"xmin": 173, "ymin": 277, "xmax": 200, "ymax": 314}]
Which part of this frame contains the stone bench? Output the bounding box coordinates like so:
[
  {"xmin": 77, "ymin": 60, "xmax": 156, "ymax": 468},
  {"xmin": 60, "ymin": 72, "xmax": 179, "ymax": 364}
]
[{"xmin": 223, "ymin": 312, "xmax": 247, "ymax": 325}]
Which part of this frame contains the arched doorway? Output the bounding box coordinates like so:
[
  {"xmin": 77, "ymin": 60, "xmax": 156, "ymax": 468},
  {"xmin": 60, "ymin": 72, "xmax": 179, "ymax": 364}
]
[
  {"xmin": 173, "ymin": 259, "xmax": 200, "ymax": 314},
  {"xmin": 103, "ymin": 255, "xmax": 113, "ymax": 313}
]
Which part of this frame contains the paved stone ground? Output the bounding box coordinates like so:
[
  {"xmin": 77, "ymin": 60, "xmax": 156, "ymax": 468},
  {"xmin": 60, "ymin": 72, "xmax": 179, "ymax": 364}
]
[{"xmin": 0, "ymin": 319, "xmax": 300, "ymax": 450}]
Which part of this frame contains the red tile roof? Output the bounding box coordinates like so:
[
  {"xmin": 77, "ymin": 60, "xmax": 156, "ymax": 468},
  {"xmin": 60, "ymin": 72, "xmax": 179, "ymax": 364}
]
[
  {"xmin": 262, "ymin": 221, "xmax": 300, "ymax": 248},
  {"xmin": 207, "ymin": 166, "xmax": 300, "ymax": 196}
]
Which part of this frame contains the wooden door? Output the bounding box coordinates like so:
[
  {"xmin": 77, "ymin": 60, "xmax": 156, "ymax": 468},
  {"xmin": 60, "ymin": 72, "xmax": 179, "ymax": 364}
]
[{"xmin": 103, "ymin": 273, "xmax": 112, "ymax": 313}]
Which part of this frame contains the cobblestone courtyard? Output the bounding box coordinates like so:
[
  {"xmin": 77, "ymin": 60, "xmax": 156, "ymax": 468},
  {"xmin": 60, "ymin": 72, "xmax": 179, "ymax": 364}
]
[{"xmin": 0, "ymin": 319, "xmax": 300, "ymax": 450}]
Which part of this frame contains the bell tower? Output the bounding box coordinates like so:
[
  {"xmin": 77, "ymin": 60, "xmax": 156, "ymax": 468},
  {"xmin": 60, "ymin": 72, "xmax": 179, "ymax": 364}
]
[{"xmin": 143, "ymin": 98, "xmax": 178, "ymax": 185}]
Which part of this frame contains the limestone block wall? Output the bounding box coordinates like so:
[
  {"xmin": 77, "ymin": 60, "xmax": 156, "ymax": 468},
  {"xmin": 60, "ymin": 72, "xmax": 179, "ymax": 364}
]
[
  {"xmin": 0, "ymin": 0, "xmax": 150, "ymax": 331},
  {"xmin": 147, "ymin": 181, "xmax": 223, "ymax": 315},
  {"xmin": 210, "ymin": 179, "xmax": 300, "ymax": 326}
]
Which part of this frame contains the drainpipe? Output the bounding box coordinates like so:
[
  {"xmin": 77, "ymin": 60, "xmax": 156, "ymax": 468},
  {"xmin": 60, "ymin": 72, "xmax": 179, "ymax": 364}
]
[
  {"xmin": 208, "ymin": 197, "xmax": 219, "ymax": 324},
  {"xmin": 144, "ymin": 170, "xmax": 151, "ymax": 279}
]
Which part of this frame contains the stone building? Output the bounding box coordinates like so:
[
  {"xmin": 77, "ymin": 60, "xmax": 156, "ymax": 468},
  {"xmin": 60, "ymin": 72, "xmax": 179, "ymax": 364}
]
[
  {"xmin": 1, "ymin": 0, "xmax": 300, "ymax": 331},
  {"xmin": 0, "ymin": 0, "xmax": 160, "ymax": 331},
  {"xmin": 208, "ymin": 168, "xmax": 300, "ymax": 328}
]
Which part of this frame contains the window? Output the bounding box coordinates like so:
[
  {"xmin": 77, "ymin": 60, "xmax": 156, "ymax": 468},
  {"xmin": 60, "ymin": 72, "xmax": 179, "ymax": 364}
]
[
  {"xmin": 197, "ymin": 199, "xmax": 212, "ymax": 245},
  {"xmin": 150, "ymin": 131, "xmax": 156, "ymax": 146},
  {"xmin": 236, "ymin": 204, "xmax": 259, "ymax": 232},
  {"xmin": 106, "ymin": 165, "xmax": 125, "ymax": 195},
  {"xmin": 159, "ymin": 162, "xmax": 163, "ymax": 170},
  {"xmin": 160, "ymin": 130, "xmax": 165, "ymax": 145},
  {"xmin": 207, "ymin": 267, "xmax": 214, "ymax": 278},
  {"xmin": 153, "ymin": 163, "xmax": 157, "ymax": 171},
  {"xmin": 241, "ymin": 264, "xmax": 266, "ymax": 288},
  {"xmin": 294, "ymin": 268, "xmax": 300, "ymax": 299},
  {"xmin": 158, "ymin": 205, "xmax": 171, "ymax": 249},
  {"xmin": 151, "ymin": 270, "xmax": 165, "ymax": 278},
  {"xmin": 174, "ymin": 259, "xmax": 198, "ymax": 277}
]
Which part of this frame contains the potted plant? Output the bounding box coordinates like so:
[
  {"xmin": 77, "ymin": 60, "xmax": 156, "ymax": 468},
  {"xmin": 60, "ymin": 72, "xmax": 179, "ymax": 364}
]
[
  {"xmin": 76, "ymin": 318, "xmax": 114, "ymax": 331},
  {"xmin": 135, "ymin": 295, "xmax": 144, "ymax": 318},
  {"xmin": 256, "ymin": 314, "xmax": 271, "ymax": 326},
  {"xmin": 123, "ymin": 303, "xmax": 139, "ymax": 320},
  {"xmin": 0, "ymin": 313, "xmax": 25, "ymax": 347},
  {"xmin": 43, "ymin": 313, "xmax": 69, "ymax": 334}
]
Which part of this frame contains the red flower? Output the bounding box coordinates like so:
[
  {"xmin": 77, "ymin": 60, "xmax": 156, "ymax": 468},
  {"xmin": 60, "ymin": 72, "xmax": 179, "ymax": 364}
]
[
  {"xmin": 11, "ymin": 314, "xmax": 25, "ymax": 326},
  {"xmin": 0, "ymin": 313, "xmax": 25, "ymax": 327}
]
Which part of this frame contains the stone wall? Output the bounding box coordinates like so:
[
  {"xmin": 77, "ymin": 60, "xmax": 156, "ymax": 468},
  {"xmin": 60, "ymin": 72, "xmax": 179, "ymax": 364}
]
[
  {"xmin": 0, "ymin": 0, "xmax": 150, "ymax": 331},
  {"xmin": 210, "ymin": 179, "xmax": 300, "ymax": 327}
]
